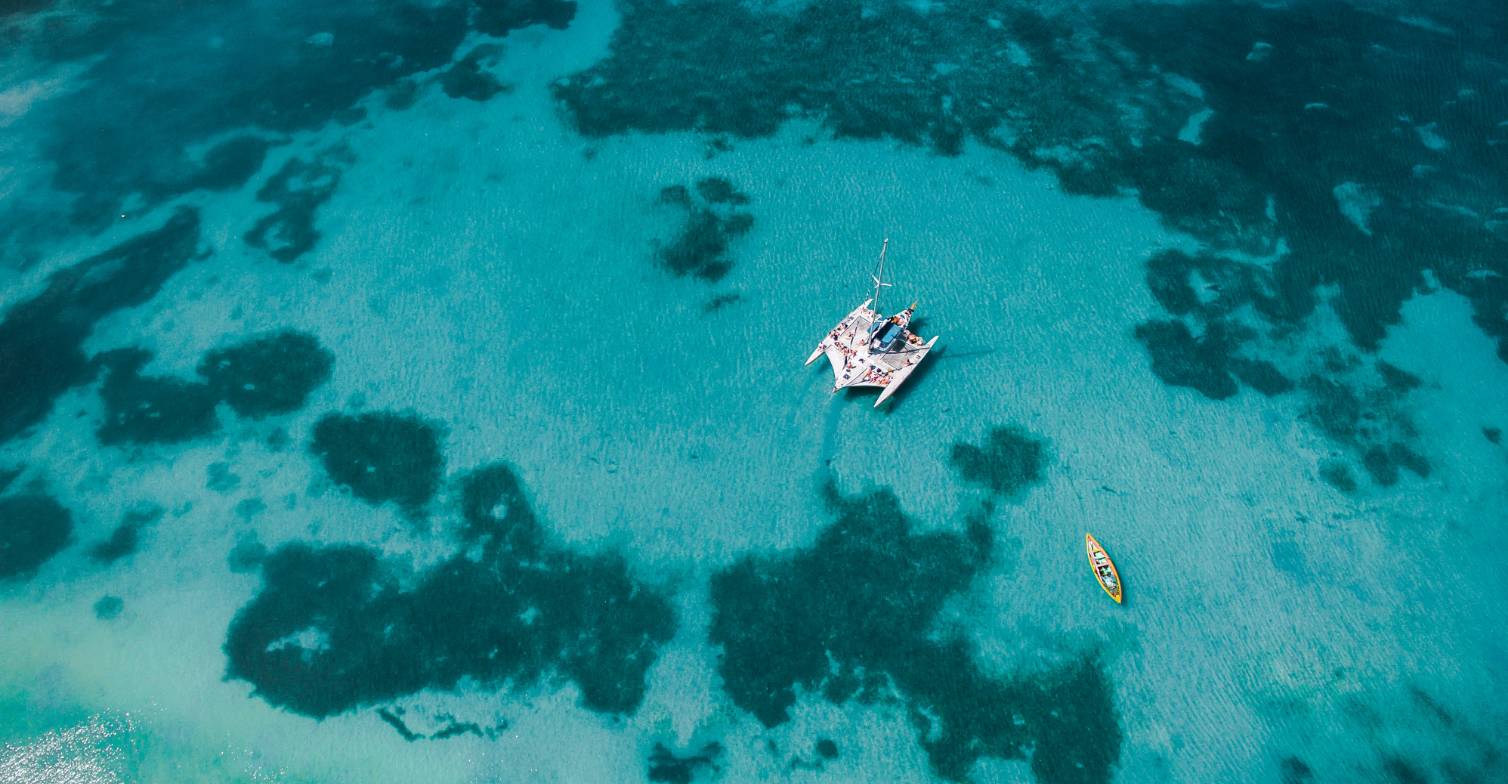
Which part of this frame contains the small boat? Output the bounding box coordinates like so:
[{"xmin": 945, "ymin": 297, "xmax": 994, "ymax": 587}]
[
  {"xmin": 805, "ymin": 239, "xmax": 940, "ymax": 407},
  {"xmin": 1085, "ymin": 533, "xmax": 1123, "ymax": 604}
]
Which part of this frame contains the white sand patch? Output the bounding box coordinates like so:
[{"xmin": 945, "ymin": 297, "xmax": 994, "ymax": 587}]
[
  {"xmin": 1398, "ymin": 15, "xmax": 1454, "ymax": 35},
  {"xmin": 1162, "ymin": 73, "xmax": 1204, "ymax": 101},
  {"xmin": 1005, "ymin": 41, "xmax": 1032, "ymax": 67},
  {"xmin": 1414, "ymin": 122, "xmax": 1449, "ymax": 151},
  {"xmin": 1178, "ymin": 107, "xmax": 1213, "ymax": 145},
  {"xmin": 0, "ymin": 79, "xmax": 56, "ymax": 126},
  {"xmin": 1332, "ymin": 181, "xmax": 1381, "ymax": 236}
]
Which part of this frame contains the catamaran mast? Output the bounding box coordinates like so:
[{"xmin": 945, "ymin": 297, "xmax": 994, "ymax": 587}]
[{"xmin": 871, "ymin": 238, "xmax": 892, "ymax": 314}]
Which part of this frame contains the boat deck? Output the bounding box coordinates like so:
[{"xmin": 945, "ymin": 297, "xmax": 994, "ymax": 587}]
[
  {"xmin": 872, "ymin": 342, "xmax": 924, "ymax": 370},
  {"xmin": 807, "ymin": 297, "xmax": 938, "ymax": 406}
]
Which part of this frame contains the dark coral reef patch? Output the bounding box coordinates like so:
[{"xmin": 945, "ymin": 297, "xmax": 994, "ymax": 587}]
[
  {"xmin": 647, "ymin": 741, "xmax": 724, "ymax": 784},
  {"xmin": 1282, "ymin": 684, "xmax": 1505, "ymax": 784},
  {"xmin": 227, "ymin": 536, "xmax": 269, "ymax": 574},
  {"xmin": 456, "ymin": 462, "xmax": 541, "ymax": 553},
  {"xmin": 556, "ymin": 0, "xmax": 1508, "ymax": 488},
  {"xmin": 198, "ymin": 330, "xmax": 334, "ymax": 418},
  {"xmin": 1134, "ymin": 320, "xmax": 1244, "ymax": 401},
  {"xmin": 0, "ymin": 199, "xmax": 328, "ymax": 453},
  {"xmin": 950, "ymin": 426, "xmax": 1046, "ymax": 498},
  {"xmin": 654, "ymin": 178, "xmax": 754, "ymax": 282},
  {"xmin": 374, "ymin": 705, "xmax": 498, "ymax": 741},
  {"xmin": 1300, "ymin": 357, "xmax": 1429, "ymax": 488},
  {"xmin": 554, "ymin": 0, "xmax": 1046, "ymax": 148},
  {"xmin": 7, "ymin": 0, "xmax": 576, "ymax": 250},
  {"xmin": 309, "ymin": 411, "xmax": 444, "ymax": 513},
  {"xmin": 473, "ymin": 0, "xmax": 576, "ymax": 37},
  {"xmin": 1134, "ymin": 249, "xmax": 1295, "ymax": 400},
  {"xmin": 709, "ymin": 480, "xmax": 1120, "ymax": 783},
  {"xmin": 1102, "ymin": 2, "xmax": 1508, "ymax": 361},
  {"xmin": 1138, "ymin": 247, "xmax": 1430, "ymax": 486},
  {"xmin": 0, "ymin": 467, "xmax": 20, "ymax": 495},
  {"xmin": 0, "ymin": 494, "xmax": 74, "ymax": 580},
  {"xmin": 185, "ymin": 136, "xmax": 277, "ymax": 193},
  {"xmin": 89, "ymin": 330, "xmax": 334, "ymax": 448},
  {"xmin": 376, "ymin": 707, "xmax": 423, "ymax": 741},
  {"xmin": 439, "ymin": 45, "xmax": 510, "ymax": 101},
  {"xmin": 95, "ymin": 349, "xmax": 222, "ymax": 446},
  {"xmin": 87, "ymin": 506, "xmax": 162, "ymax": 565},
  {"xmin": 560, "ymin": 0, "xmax": 1508, "ymax": 361},
  {"xmin": 244, "ymin": 150, "xmax": 351, "ymax": 264},
  {"xmin": 27, "ymin": 3, "xmax": 464, "ymax": 228},
  {"xmin": 93, "ymin": 595, "xmax": 124, "ymax": 620},
  {"xmin": 0, "ymin": 0, "xmax": 51, "ymax": 19},
  {"xmin": 0, "ymin": 208, "xmax": 202, "ymax": 446},
  {"xmin": 1279, "ymin": 756, "xmax": 1314, "ymax": 784},
  {"xmin": 224, "ymin": 462, "xmax": 675, "ymax": 719},
  {"xmin": 1107, "ymin": 2, "xmax": 1507, "ymax": 478}
]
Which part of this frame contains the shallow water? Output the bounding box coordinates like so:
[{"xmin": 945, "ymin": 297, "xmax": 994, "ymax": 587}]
[{"xmin": 2, "ymin": 1, "xmax": 1506, "ymax": 782}]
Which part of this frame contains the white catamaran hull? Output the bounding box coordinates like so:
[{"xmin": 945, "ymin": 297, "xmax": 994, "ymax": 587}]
[{"xmin": 806, "ymin": 298, "xmax": 939, "ymax": 407}]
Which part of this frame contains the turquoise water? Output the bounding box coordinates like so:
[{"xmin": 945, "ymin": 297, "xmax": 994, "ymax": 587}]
[{"xmin": 2, "ymin": 1, "xmax": 1507, "ymax": 782}]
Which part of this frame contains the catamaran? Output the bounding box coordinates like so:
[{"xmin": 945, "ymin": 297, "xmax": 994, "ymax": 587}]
[{"xmin": 805, "ymin": 239, "xmax": 939, "ymax": 407}]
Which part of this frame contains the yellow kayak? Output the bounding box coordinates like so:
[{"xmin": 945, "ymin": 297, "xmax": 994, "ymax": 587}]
[{"xmin": 1085, "ymin": 533, "xmax": 1123, "ymax": 604}]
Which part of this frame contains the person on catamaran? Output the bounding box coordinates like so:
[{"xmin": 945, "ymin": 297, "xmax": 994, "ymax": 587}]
[{"xmin": 804, "ymin": 240, "xmax": 939, "ymax": 407}]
